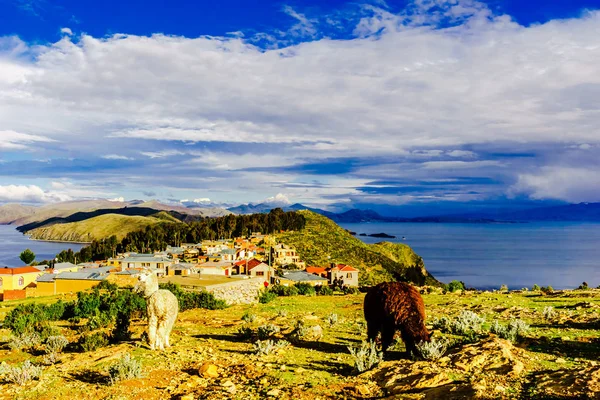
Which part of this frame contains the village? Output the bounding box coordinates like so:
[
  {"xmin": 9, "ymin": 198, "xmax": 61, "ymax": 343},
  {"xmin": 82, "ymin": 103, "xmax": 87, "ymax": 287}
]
[{"xmin": 0, "ymin": 233, "xmax": 359, "ymax": 303}]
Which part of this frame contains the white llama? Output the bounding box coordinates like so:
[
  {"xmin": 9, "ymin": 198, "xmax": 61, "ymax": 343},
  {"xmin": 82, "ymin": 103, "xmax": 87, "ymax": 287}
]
[{"xmin": 134, "ymin": 270, "xmax": 179, "ymax": 350}]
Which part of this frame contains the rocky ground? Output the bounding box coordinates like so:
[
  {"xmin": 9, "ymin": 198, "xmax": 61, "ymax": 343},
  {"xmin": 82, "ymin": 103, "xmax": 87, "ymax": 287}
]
[{"xmin": 1, "ymin": 289, "xmax": 600, "ymax": 399}]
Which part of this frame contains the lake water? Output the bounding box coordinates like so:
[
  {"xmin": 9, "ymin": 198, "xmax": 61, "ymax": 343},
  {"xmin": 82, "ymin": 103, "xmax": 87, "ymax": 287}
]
[
  {"xmin": 0, "ymin": 225, "xmax": 84, "ymax": 267},
  {"xmin": 339, "ymin": 222, "xmax": 600, "ymax": 290}
]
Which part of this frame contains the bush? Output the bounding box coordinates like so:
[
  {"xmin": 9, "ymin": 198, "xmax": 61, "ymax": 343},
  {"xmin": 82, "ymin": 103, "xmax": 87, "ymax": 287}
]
[
  {"xmin": 241, "ymin": 312, "xmax": 257, "ymax": 323},
  {"xmin": 490, "ymin": 319, "xmax": 530, "ymax": 342},
  {"xmin": 447, "ymin": 280, "xmax": 465, "ymax": 293},
  {"xmin": 347, "ymin": 341, "xmax": 383, "ymax": 373},
  {"xmin": 269, "ymin": 285, "xmax": 299, "ymax": 297},
  {"xmin": 78, "ymin": 332, "xmax": 109, "ymax": 352},
  {"xmin": 289, "ymin": 319, "xmax": 309, "ymax": 342},
  {"xmin": 578, "ymin": 282, "xmax": 589, "ymax": 290},
  {"xmin": 431, "ymin": 317, "xmax": 452, "ymax": 333},
  {"xmin": 259, "ymin": 290, "xmax": 278, "ymax": 304},
  {"xmin": 257, "ymin": 324, "xmax": 280, "ymax": 340},
  {"xmin": 316, "ymin": 285, "xmax": 334, "ymax": 296},
  {"xmin": 541, "ymin": 286, "xmax": 554, "ymax": 295},
  {"xmin": 327, "ymin": 313, "xmax": 339, "ymax": 327},
  {"xmin": 342, "ymin": 286, "xmax": 360, "ymax": 295},
  {"xmin": 276, "ymin": 310, "xmax": 288, "ymax": 318},
  {"xmin": 294, "ymin": 283, "xmax": 316, "ymax": 296},
  {"xmin": 108, "ymin": 353, "xmax": 143, "ymax": 385},
  {"xmin": 235, "ymin": 326, "xmax": 254, "ymax": 340},
  {"xmin": 532, "ymin": 284, "xmax": 540, "ymax": 291},
  {"xmin": 43, "ymin": 335, "xmax": 68, "ymax": 365},
  {"xmin": 253, "ymin": 339, "xmax": 289, "ymax": 356},
  {"xmin": 416, "ymin": 337, "xmax": 448, "ymax": 361},
  {"xmin": 542, "ymin": 306, "xmax": 556, "ymax": 320},
  {"xmin": 451, "ymin": 311, "xmax": 485, "ymax": 336},
  {"xmin": 3, "ymin": 302, "xmax": 67, "ymax": 336},
  {"xmin": 500, "ymin": 284, "xmax": 509, "ymax": 292},
  {"xmin": 9, "ymin": 332, "xmax": 42, "ymax": 352},
  {"xmin": 1, "ymin": 360, "xmax": 43, "ymax": 385}
]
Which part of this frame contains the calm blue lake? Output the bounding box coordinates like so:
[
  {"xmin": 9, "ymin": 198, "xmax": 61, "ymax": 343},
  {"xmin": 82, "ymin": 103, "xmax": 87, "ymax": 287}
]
[
  {"xmin": 340, "ymin": 222, "xmax": 600, "ymax": 290},
  {"xmin": 0, "ymin": 225, "xmax": 84, "ymax": 267}
]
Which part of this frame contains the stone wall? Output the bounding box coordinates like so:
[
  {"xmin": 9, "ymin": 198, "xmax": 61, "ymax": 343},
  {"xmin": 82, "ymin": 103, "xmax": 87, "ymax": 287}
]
[{"xmin": 204, "ymin": 277, "xmax": 265, "ymax": 305}]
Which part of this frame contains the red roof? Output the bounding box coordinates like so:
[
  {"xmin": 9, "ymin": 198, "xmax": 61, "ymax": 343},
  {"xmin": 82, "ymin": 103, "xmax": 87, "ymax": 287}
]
[
  {"xmin": 306, "ymin": 266, "xmax": 326, "ymax": 275},
  {"xmin": 331, "ymin": 264, "xmax": 358, "ymax": 272},
  {"xmin": 234, "ymin": 259, "xmax": 264, "ymax": 270},
  {"xmin": 0, "ymin": 266, "xmax": 41, "ymax": 275}
]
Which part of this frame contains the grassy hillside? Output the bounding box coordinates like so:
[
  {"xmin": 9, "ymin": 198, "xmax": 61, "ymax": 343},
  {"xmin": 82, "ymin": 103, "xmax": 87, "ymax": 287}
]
[
  {"xmin": 275, "ymin": 210, "xmax": 439, "ymax": 286},
  {"xmin": 26, "ymin": 213, "xmax": 176, "ymax": 242}
]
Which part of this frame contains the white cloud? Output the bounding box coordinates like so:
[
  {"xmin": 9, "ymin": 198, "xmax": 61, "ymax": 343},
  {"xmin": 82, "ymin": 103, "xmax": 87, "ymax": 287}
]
[
  {"xmin": 0, "ymin": 130, "xmax": 55, "ymax": 150},
  {"xmin": 60, "ymin": 27, "xmax": 73, "ymax": 36},
  {"xmin": 140, "ymin": 150, "xmax": 185, "ymax": 159},
  {"xmin": 421, "ymin": 160, "xmax": 503, "ymax": 169},
  {"xmin": 108, "ymin": 197, "xmax": 125, "ymax": 202},
  {"xmin": 102, "ymin": 154, "xmax": 134, "ymax": 160},
  {"xmin": 263, "ymin": 193, "xmax": 291, "ymax": 205},
  {"xmin": 193, "ymin": 198, "xmax": 211, "ymax": 203},
  {"xmin": 447, "ymin": 150, "xmax": 477, "ymax": 158},
  {"xmin": 511, "ymin": 166, "xmax": 600, "ymax": 202},
  {"xmin": 0, "ymin": 185, "xmax": 71, "ymax": 203}
]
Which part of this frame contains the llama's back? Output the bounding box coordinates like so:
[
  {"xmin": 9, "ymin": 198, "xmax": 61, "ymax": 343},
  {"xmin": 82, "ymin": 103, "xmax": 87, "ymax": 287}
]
[{"xmin": 148, "ymin": 289, "xmax": 179, "ymax": 318}]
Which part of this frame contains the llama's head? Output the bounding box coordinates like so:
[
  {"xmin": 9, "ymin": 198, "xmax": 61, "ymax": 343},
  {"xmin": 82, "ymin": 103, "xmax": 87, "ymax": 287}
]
[{"xmin": 134, "ymin": 269, "xmax": 159, "ymax": 297}]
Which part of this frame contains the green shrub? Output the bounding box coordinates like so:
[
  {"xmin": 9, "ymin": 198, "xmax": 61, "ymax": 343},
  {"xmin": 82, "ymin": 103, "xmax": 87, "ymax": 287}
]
[
  {"xmin": 257, "ymin": 324, "xmax": 280, "ymax": 340},
  {"xmin": 269, "ymin": 285, "xmax": 299, "ymax": 296},
  {"xmin": 327, "ymin": 313, "xmax": 339, "ymax": 327},
  {"xmin": 532, "ymin": 284, "xmax": 540, "ymax": 291},
  {"xmin": 253, "ymin": 339, "xmax": 289, "ymax": 356},
  {"xmin": 542, "ymin": 306, "xmax": 556, "ymax": 320},
  {"xmin": 108, "ymin": 353, "xmax": 143, "ymax": 385},
  {"xmin": 1, "ymin": 360, "xmax": 43, "ymax": 385},
  {"xmin": 235, "ymin": 326, "xmax": 254, "ymax": 340},
  {"xmin": 451, "ymin": 311, "xmax": 485, "ymax": 336},
  {"xmin": 259, "ymin": 290, "xmax": 278, "ymax": 304},
  {"xmin": 447, "ymin": 280, "xmax": 465, "ymax": 293},
  {"xmin": 3, "ymin": 302, "xmax": 66, "ymax": 336},
  {"xmin": 342, "ymin": 286, "xmax": 360, "ymax": 295},
  {"xmin": 294, "ymin": 283, "xmax": 316, "ymax": 296},
  {"xmin": 9, "ymin": 332, "xmax": 42, "ymax": 352},
  {"xmin": 500, "ymin": 284, "xmax": 509, "ymax": 292},
  {"xmin": 431, "ymin": 316, "xmax": 452, "ymax": 333},
  {"xmin": 578, "ymin": 282, "xmax": 589, "ymax": 290},
  {"xmin": 316, "ymin": 285, "xmax": 333, "ymax": 296},
  {"xmin": 347, "ymin": 341, "xmax": 382, "ymax": 373},
  {"xmin": 541, "ymin": 286, "xmax": 554, "ymax": 295},
  {"xmin": 43, "ymin": 335, "xmax": 69, "ymax": 365},
  {"xmin": 78, "ymin": 332, "xmax": 109, "ymax": 352},
  {"xmin": 416, "ymin": 337, "xmax": 448, "ymax": 360},
  {"xmin": 241, "ymin": 311, "xmax": 257, "ymax": 323},
  {"xmin": 490, "ymin": 319, "xmax": 530, "ymax": 342}
]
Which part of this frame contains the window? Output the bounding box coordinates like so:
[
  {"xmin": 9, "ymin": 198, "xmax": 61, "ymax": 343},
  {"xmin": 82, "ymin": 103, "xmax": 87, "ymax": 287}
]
[
  {"xmin": 346, "ymin": 273, "xmax": 352, "ymax": 279},
  {"xmin": 19, "ymin": 276, "xmax": 24, "ymax": 286},
  {"xmin": 0, "ymin": 277, "xmax": 2, "ymax": 287},
  {"xmin": 256, "ymin": 271, "xmax": 265, "ymax": 276}
]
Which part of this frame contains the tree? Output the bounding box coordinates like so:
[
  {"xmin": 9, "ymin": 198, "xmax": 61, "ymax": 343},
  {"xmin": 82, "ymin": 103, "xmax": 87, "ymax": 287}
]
[{"xmin": 19, "ymin": 249, "xmax": 36, "ymax": 265}]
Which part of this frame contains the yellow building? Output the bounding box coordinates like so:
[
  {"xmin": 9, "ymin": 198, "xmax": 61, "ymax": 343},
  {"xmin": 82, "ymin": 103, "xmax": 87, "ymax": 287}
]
[{"xmin": 0, "ymin": 266, "xmax": 44, "ymax": 293}]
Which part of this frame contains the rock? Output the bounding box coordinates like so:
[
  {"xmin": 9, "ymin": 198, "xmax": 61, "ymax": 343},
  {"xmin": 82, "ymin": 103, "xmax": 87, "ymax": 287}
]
[
  {"xmin": 295, "ymin": 367, "xmax": 306, "ymax": 374},
  {"xmin": 280, "ymin": 365, "xmax": 287, "ymax": 371},
  {"xmin": 451, "ymin": 337, "xmax": 525, "ymax": 376},
  {"xmin": 304, "ymin": 325, "xmax": 323, "ymax": 341},
  {"xmin": 555, "ymin": 358, "xmax": 567, "ymax": 364},
  {"xmin": 222, "ymin": 380, "xmax": 234, "ymax": 387},
  {"xmin": 199, "ymin": 362, "xmax": 219, "ymax": 378},
  {"xmin": 267, "ymin": 388, "xmax": 281, "ymax": 397},
  {"xmin": 534, "ymin": 366, "xmax": 600, "ymax": 398}
]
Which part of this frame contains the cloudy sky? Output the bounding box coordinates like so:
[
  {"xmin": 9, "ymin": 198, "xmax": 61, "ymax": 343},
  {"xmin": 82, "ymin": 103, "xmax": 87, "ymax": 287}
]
[{"xmin": 0, "ymin": 0, "xmax": 599, "ymax": 214}]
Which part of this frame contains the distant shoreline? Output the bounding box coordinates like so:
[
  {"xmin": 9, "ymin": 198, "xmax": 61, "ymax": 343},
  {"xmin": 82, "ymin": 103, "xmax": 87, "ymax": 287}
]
[{"xmin": 26, "ymin": 236, "xmax": 92, "ymax": 245}]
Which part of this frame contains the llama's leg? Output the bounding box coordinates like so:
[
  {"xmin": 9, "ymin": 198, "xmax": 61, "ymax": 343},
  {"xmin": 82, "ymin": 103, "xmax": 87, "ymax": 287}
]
[
  {"xmin": 380, "ymin": 321, "xmax": 396, "ymax": 353},
  {"xmin": 148, "ymin": 315, "xmax": 158, "ymax": 350},
  {"xmin": 366, "ymin": 318, "xmax": 380, "ymax": 344},
  {"xmin": 156, "ymin": 318, "xmax": 167, "ymax": 351},
  {"xmin": 165, "ymin": 313, "xmax": 177, "ymax": 348}
]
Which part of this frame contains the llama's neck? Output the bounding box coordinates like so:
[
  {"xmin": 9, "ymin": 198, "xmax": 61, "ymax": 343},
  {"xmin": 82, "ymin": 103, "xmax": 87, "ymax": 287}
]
[{"xmin": 143, "ymin": 276, "xmax": 160, "ymax": 298}]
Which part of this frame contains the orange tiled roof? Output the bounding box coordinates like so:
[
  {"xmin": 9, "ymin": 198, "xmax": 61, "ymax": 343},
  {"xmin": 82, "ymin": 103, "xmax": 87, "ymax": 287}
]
[
  {"xmin": 0, "ymin": 266, "xmax": 41, "ymax": 275},
  {"xmin": 306, "ymin": 266, "xmax": 326, "ymax": 274},
  {"xmin": 331, "ymin": 264, "xmax": 358, "ymax": 272}
]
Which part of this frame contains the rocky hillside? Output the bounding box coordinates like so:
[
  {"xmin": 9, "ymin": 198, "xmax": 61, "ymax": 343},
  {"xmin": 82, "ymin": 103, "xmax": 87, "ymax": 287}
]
[
  {"xmin": 26, "ymin": 213, "xmax": 179, "ymax": 242},
  {"xmin": 0, "ymin": 204, "xmax": 37, "ymax": 224},
  {"xmin": 275, "ymin": 210, "xmax": 439, "ymax": 286}
]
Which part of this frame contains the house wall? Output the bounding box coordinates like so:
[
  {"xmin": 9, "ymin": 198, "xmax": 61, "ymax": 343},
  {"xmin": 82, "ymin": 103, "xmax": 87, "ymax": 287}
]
[
  {"xmin": 276, "ymin": 277, "xmax": 325, "ymax": 287},
  {"xmin": 198, "ymin": 267, "xmax": 227, "ymax": 276},
  {"xmin": 0, "ymin": 272, "xmax": 42, "ymax": 293},
  {"xmin": 330, "ymin": 271, "xmax": 359, "ymax": 287},
  {"xmin": 36, "ymin": 281, "xmax": 57, "ymax": 297},
  {"xmin": 55, "ymin": 279, "xmax": 101, "ymax": 294}
]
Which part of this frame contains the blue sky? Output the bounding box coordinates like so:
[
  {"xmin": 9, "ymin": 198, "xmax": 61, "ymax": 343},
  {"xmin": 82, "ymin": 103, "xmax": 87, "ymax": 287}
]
[{"xmin": 1, "ymin": 0, "xmax": 600, "ymax": 214}]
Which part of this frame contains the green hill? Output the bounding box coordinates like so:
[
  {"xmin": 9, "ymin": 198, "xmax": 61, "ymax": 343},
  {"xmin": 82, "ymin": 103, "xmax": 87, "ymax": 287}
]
[
  {"xmin": 26, "ymin": 213, "xmax": 178, "ymax": 242},
  {"xmin": 275, "ymin": 210, "xmax": 440, "ymax": 286}
]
